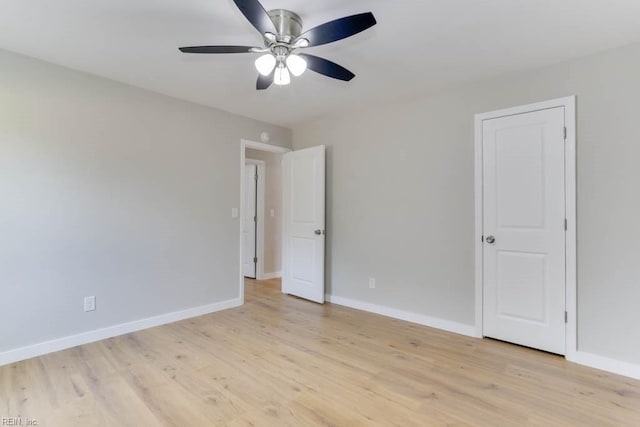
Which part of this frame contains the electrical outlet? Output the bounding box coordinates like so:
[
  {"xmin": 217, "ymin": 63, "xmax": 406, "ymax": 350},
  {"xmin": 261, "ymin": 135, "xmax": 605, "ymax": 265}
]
[
  {"xmin": 369, "ymin": 277, "xmax": 376, "ymax": 289},
  {"xmin": 231, "ymin": 208, "xmax": 239, "ymax": 218},
  {"xmin": 270, "ymin": 208, "xmax": 275, "ymax": 217},
  {"xmin": 84, "ymin": 296, "xmax": 96, "ymax": 312}
]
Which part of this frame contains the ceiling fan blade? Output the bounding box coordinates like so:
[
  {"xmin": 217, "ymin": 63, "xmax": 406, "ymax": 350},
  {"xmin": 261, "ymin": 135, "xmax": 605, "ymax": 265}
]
[
  {"xmin": 232, "ymin": 0, "xmax": 277, "ymax": 36},
  {"xmin": 298, "ymin": 54, "xmax": 355, "ymax": 81},
  {"xmin": 295, "ymin": 12, "xmax": 377, "ymax": 47},
  {"xmin": 179, "ymin": 46, "xmax": 258, "ymax": 54},
  {"xmin": 257, "ymin": 71, "xmax": 274, "ymax": 90}
]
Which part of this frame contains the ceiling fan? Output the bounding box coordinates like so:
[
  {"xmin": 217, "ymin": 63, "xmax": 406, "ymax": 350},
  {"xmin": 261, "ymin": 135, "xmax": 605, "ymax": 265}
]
[{"xmin": 179, "ymin": 0, "xmax": 377, "ymax": 90}]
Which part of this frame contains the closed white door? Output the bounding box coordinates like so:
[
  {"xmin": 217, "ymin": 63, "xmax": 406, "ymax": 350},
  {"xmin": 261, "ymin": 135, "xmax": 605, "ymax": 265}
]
[
  {"xmin": 243, "ymin": 163, "xmax": 257, "ymax": 278},
  {"xmin": 482, "ymin": 107, "xmax": 566, "ymax": 355},
  {"xmin": 282, "ymin": 145, "xmax": 325, "ymax": 303}
]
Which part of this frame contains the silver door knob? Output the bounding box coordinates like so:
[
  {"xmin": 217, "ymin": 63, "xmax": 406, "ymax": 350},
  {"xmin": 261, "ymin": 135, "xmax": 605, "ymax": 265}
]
[
  {"xmin": 486, "ymin": 235, "xmax": 495, "ymax": 244},
  {"xmin": 314, "ymin": 229, "xmax": 322, "ymax": 235}
]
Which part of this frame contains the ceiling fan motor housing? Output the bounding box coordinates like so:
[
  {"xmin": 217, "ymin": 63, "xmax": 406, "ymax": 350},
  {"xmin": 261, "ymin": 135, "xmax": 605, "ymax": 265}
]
[{"xmin": 268, "ymin": 9, "xmax": 303, "ymax": 43}]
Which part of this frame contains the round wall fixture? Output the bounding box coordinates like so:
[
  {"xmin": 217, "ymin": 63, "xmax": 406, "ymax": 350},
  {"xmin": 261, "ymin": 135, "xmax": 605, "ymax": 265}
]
[{"xmin": 261, "ymin": 132, "xmax": 271, "ymax": 143}]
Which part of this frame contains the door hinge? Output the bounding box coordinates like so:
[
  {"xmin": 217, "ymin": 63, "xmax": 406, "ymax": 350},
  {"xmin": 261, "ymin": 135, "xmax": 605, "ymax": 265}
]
[
  {"xmin": 565, "ymin": 311, "xmax": 568, "ymax": 323},
  {"xmin": 254, "ymin": 172, "xmax": 258, "ymax": 181},
  {"xmin": 563, "ymin": 126, "xmax": 567, "ymax": 140},
  {"xmin": 481, "ymin": 235, "xmax": 484, "ymax": 242},
  {"xmin": 253, "ymin": 257, "xmax": 258, "ymax": 263},
  {"xmin": 564, "ymin": 218, "xmax": 568, "ymax": 231},
  {"xmin": 254, "ymin": 215, "xmax": 257, "ymax": 222}
]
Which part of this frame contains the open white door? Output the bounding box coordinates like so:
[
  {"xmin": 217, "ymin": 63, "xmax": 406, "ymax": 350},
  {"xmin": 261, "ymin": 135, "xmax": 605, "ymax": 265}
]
[
  {"xmin": 282, "ymin": 145, "xmax": 325, "ymax": 303},
  {"xmin": 243, "ymin": 163, "xmax": 257, "ymax": 278}
]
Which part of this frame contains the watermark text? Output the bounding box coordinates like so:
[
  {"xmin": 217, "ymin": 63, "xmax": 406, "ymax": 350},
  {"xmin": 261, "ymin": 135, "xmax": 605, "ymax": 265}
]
[{"xmin": 2, "ymin": 417, "xmax": 39, "ymax": 426}]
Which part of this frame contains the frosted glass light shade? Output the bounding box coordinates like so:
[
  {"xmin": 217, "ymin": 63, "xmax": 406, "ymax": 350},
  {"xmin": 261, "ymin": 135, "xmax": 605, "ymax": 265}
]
[
  {"xmin": 274, "ymin": 65, "xmax": 291, "ymax": 86},
  {"xmin": 255, "ymin": 54, "xmax": 276, "ymax": 76},
  {"xmin": 292, "ymin": 38, "xmax": 309, "ymax": 48},
  {"xmin": 286, "ymin": 54, "xmax": 307, "ymax": 77}
]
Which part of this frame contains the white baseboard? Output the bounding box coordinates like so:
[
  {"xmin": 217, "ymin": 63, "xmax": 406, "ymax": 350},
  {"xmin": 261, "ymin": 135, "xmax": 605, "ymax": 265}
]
[
  {"xmin": 325, "ymin": 294, "xmax": 476, "ymax": 337},
  {"xmin": 261, "ymin": 272, "xmax": 282, "ymax": 280},
  {"xmin": 569, "ymin": 351, "xmax": 640, "ymax": 380},
  {"xmin": 0, "ymin": 297, "xmax": 242, "ymax": 367}
]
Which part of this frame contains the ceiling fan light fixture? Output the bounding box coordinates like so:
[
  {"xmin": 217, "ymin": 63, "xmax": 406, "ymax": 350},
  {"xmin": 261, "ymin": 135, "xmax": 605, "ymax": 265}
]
[
  {"xmin": 274, "ymin": 64, "xmax": 291, "ymax": 86},
  {"xmin": 178, "ymin": 1, "xmax": 377, "ymax": 90},
  {"xmin": 255, "ymin": 53, "xmax": 276, "ymax": 76},
  {"xmin": 286, "ymin": 54, "xmax": 307, "ymax": 77}
]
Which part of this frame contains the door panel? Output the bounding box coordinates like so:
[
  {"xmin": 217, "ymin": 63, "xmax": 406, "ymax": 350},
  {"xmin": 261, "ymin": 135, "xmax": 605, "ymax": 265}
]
[
  {"xmin": 243, "ymin": 163, "xmax": 257, "ymax": 278},
  {"xmin": 497, "ymin": 251, "xmax": 547, "ymax": 322},
  {"xmin": 282, "ymin": 145, "xmax": 325, "ymax": 303},
  {"xmin": 482, "ymin": 107, "xmax": 566, "ymax": 355},
  {"xmin": 292, "ymin": 157, "xmax": 316, "ymax": 222},
  {"xmin": 496, "ymin": 127, "xmax": 545, "ymax": 228},
  {"xmin": 291, "ymin": 237, "xmax": 315, "ymax": 282}
]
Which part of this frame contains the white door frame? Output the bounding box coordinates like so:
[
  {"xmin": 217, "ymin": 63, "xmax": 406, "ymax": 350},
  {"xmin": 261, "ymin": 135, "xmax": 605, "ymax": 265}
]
[
  {"xmin": 239, "ymin": 139, "xmax": 290, "ymax": 303},
  {"xmin": 474, "ymin": 96, "xmax": 577, "ymax": 360},
  {"xmin": 244, "ymin": 159, "xmax": 265, "ymax": 279}
]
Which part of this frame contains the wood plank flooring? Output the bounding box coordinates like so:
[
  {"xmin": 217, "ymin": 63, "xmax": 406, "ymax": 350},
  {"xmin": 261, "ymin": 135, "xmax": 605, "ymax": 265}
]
[{"xmin": 2, "ymin": 278, "xmax": 640, "ymax": 426}]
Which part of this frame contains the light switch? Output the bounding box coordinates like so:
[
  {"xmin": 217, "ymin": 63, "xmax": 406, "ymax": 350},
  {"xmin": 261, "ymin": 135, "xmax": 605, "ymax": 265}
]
[
  {"xmin": 270, "ymin": 209, "xmax": 275, "ymax": 217},
  {"xmin": 232, "ymin": 208, "xmax": 239, "ymax": 218}
]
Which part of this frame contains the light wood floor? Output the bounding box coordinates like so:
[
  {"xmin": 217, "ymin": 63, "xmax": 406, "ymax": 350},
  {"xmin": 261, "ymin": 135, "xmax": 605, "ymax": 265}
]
[{"xmin": 2, "ymin": 278, "xmax": 640, "ymax": 426}]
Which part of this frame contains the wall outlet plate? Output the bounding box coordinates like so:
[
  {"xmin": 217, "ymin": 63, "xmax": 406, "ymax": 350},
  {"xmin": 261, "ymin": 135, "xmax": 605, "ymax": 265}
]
[
  {"xmin": 84, "ymin": 296, "xmax": 96, "ymax": 312},
  {"xmin": 369, "ymin": 278, "xmax": 376, "ymax": 289}
]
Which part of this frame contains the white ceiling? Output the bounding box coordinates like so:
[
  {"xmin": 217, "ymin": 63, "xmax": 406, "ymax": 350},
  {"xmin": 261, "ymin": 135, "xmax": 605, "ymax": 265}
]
[{"xmin": 2, "ymin": 0, "xmax": 640, "ymax": 127}]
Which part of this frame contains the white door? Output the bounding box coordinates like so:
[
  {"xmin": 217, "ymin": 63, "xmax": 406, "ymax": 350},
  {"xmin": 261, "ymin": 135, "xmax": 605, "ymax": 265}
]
[
  {"xmin": 482, "ymin": 107, "xmax": 566, "ymax": 355},
  {"xmin": 243, "ymin": 163, "xmax": 257, "ymax": 278},
  {"xmin": 282, "ymin": 145, "xmax": 325, "ymax": 303}
]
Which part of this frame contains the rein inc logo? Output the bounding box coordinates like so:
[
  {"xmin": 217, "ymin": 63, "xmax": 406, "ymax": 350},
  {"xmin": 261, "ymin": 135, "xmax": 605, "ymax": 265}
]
[{"xmin": 1, "ymin": 418, "xmax": 38, "ymax": 426}]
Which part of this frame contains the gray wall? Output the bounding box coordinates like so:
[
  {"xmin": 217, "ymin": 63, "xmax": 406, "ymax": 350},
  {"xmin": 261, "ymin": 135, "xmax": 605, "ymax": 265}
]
[
  {"xmin": 293, "ymin": 42, "xmax": 640, "ymax": 365},
  {"xmin": 245, "ymin": 149, "xmax": 284, "ymax": 276},
  {"xmin": 0, "ymin": 49, "xmax": 291, "ymax": 353}
]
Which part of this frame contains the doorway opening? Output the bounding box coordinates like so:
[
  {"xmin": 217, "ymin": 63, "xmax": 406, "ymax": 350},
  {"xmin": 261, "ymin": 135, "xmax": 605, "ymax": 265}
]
[{"xmin": 239, "ymin": 140, "xmax": 290, "ymax": 302}]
